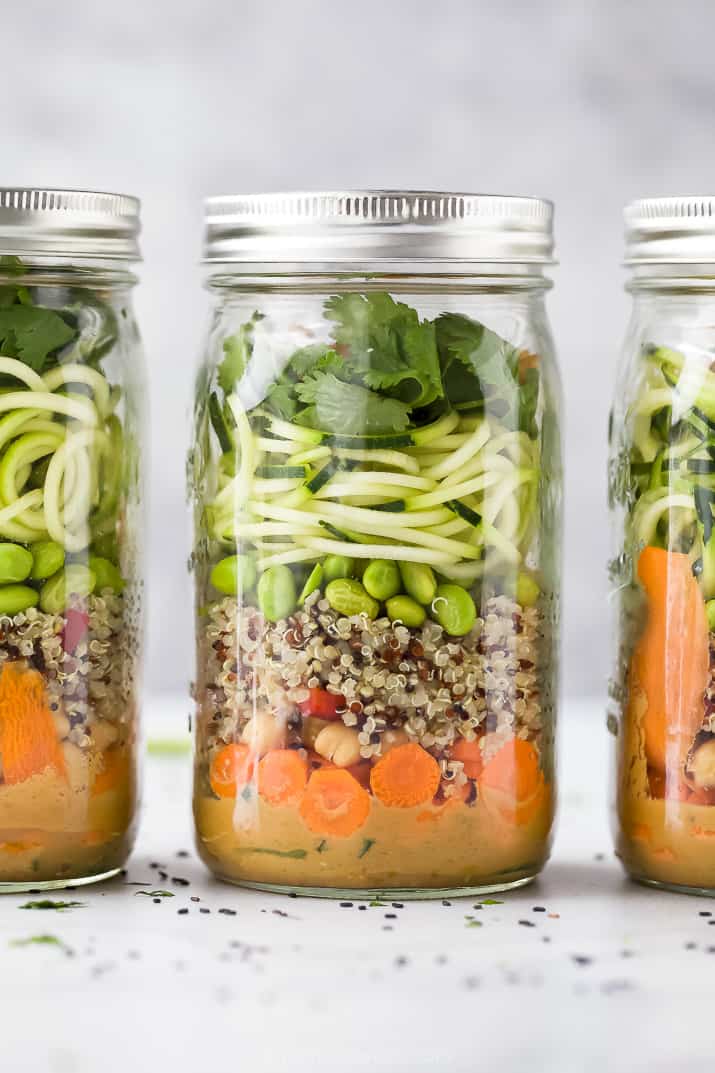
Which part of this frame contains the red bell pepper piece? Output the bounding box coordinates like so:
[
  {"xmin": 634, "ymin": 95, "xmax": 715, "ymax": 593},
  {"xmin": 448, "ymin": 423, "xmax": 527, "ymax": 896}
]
[{"xmin": 297, "ymin": 688, "xmax": 345, "ymax": 720}]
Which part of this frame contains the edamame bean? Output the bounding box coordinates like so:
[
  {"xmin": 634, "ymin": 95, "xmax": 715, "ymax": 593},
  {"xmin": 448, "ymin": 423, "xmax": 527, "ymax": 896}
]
[
  {"xmin": 298, "ymin": 563, "xmax": 323, "ymax": 605},
  {"xmin": 257, "ymin": 564, "xmax": 297, "ymax": 622},
  {"xmin": 0, "ymin": 543, "xmax": 33, "ymax": 584},
  {"xmin": 399, "ymin": 561, "xmax": 437, "ymax": 605},
  {"xmin": 210, "ymin": 555, "xmax": 256, "ymax": 595},
  {"xmin": 431, "ymin": 583, "xmax": 477, "ymax": 636},
  {"xmin": 91, "ymin": 533, "xmax": 118, "ymax": 562},
  {"xmin": 30, "ymin": 540, "xmax": 65, "ymax": 581},
  {"xmin": 0, "ymin": 584, "xmax": 39, "ymax": 615},
  {"xmin": 516, "ymin": 571, "xmax": 540, "ymax": 608},
  {"xmin": 385, "ymin": 594, "xmax": 426, "ymax": 628},
  {"xmin": 40, "ymin": 564, "xmax": 96, "ymax": 616},
  {"xmin": 323, "ymin": 555, "xmax": 355, "ymax": 582},
  {"xmin": 363, "ymin": 559, "xmax": 401, "ymax": 601},
  {"xmin": 90, "ymin": 556, "xmax": 125, "ymax": 593},
  {"xmin": 325, "ymin": 578, "xmax": 379, "ymax": 620}
]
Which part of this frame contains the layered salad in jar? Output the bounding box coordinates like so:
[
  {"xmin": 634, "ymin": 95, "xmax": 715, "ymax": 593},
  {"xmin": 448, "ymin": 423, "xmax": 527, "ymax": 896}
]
[
  {"xmin": 611, "ymin": 339, "xmax": 715, "ymax": 891},
  {"xmin": 192, "ymin": 292, "xmax": 557, "ymax": 894},
  {"xmin": 0, "ymin": 257, "xmax": 140, "ymax": 887}
]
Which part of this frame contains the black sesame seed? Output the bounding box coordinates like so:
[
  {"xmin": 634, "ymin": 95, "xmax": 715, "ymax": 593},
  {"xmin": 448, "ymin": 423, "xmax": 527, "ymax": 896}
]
[
  {"xmin": 339, "ymin": 901, "xmax": 353, "ymax": 908},
  {"xmin": 172, "ymin": 877, "xmax": 190, "ymax": 887},
  {"xmin": 395, "ymin": 956, "xmax": 408, "ymax": 967},
  {"xmin": 518, "ymin": 920, "xmax": 535, "ymax": 927},
  {"xmin": 219, "ymin": 908, "xmax": 236, "ymax": 916},
  {"xmin": 178, "ymin": 908, "xmax": 189, "ymax": 915},
  {"xmin": 153, "ymin": 898, "xmax": 161, "ymax": 904},
  {"xmin": 385, "ymin": 913, "xmax": 397, "ymax": 920},
  {"xmin": 685, "ymin": 941, "xmax": 697, "ymax": 949},
  {"xmin": 441, "ymin": 900, "xmax": 451, "ymax": 907},
  {"xmin": 176, "ymin": 850, "xmax": 189, "ymax": 858},
  {"xmin": 191, "ymin": 896, "xmax": 200, "ymax": 903},
  {"xmin": 200, "ymin": 907, "xmax": 210, "ymax": 914},
  {"xmin": 358, "ymin": 905, "xmax": 367, "ymax": 911},
  {"xmin": 392, "ymin": 902, "xmax": 404, "ymax": 909},
  {"xmin": 572, "ymin": 955, "xmax": 592, "ymax": 966},
  {"xmin": 532, "ymin": 906, "xmax": 546, "ymax": 913},
  {"xmin": 699, "ymin": 910, "xmax": 712, "ymax": 917},
  {"xmin": 158, "ymin": 870, "xmax": 168, "ymax": 881},
  {"xmin": 382, "ymin": 925, "xmax": 393, "ymax": 931}
]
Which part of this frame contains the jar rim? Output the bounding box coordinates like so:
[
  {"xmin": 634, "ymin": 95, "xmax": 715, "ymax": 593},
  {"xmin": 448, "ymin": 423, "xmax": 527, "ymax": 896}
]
[
  {"xmin": 625, "ymin": 196, "xmax": 715, "ymax": 266},
  {"xmin": 0, "ymin": 187, "xmax": 141, "ymax": 261},
  {"xmin": 202, "ymin": 190, "xmax": 555, "ymax": 267}
]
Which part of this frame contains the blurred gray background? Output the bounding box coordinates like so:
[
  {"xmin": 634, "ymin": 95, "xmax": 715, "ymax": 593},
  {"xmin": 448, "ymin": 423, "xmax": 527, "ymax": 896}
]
[{"xmin": 4, "ymin": 0, "xmax": 715, "ymax": 704}]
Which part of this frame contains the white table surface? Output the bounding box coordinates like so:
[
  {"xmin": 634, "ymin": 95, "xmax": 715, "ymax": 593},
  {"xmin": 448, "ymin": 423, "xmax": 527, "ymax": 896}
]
[{"xmin": 2, "ymin": 697, "xmax": 714, "ymax": 1073}]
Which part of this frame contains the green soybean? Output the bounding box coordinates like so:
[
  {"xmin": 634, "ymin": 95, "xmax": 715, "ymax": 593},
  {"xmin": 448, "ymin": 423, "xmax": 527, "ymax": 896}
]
[
  {"xmin": 363, "ymin": 559, "xmax": 401, "ymax": 602},
  {"xmin": 91, "ymin": 533, "xmax": 118, "ymax": 562},
  {"xmin": 0, "ymin": 585, "xmax": 39, "ymax": 615},
  {"xmin": 257, "ymin": 565, "xmax": 297, "ymax": 622},
  {"xmin": 399, "ymin": 561, "xmax": 437, "ymax": 605},
  {"xmin": 298, "ymin": 563, "xmax": 323, "ymax": 605},
  {"xmin": 210, "ymin": 555, "xmax": 257, "ymax": 595},
  {"xmin": 325, "ymin": 578, "xmax": 379, "ymax": 620},
  {"xmin": 30, "ymin": 541, "xmax": 65, "ymax": 581},
  {"xmin": 40, "ymin": 564, "xmax": 96, "ymax": 616},
  {"xmin": 0, "ymin": 543, "xmax": 33, "ymax": 584},
  {"xmin": 385, "ymin": 595, "xmax": 426, "ymax": 628},
  {"xmin": 431, "ymin": 583, "xmax": 477, "ymax": 636},
  {"xmin": 89, "ymin": 556, "xmax": 125, "ymax": 593},
  {"xmin": 322, "ymin": 554, "xmax": 355, "ymax": 582},
  {"xmin": 708, "ymin": 600, "xmax": 715, "ymax": 632},
  {"xmin": 516, "ymin": 571, "xmax": 540, "ymax": 608}
]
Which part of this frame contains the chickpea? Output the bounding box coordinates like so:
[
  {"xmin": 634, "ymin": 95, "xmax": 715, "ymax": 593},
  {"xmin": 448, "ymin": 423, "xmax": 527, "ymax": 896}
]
[
  {"xmin": 381, "ymin": 728, "xmax": 410, "ymax": 755},
  {"xmin": 241, "ymin": 710, "xmax": 286, "ymax": 755},
  {"xmin": 301, "ymin": 716, "xmax": 330, "ymax": 750},
  {"xmin": 314, "ymin": 723, "xmax": 361, "ymax": 767},
  {"xmin": 52, "ymin": 709, "xmax": 71, "ymax": 741},
  {"xmin": 689, "ymin": 739, "xmax": 715, "ymax": 790}
]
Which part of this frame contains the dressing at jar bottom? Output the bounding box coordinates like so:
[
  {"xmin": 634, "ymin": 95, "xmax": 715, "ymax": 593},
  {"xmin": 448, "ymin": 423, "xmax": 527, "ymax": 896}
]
[{"xmin": 195, "ymin": 785, "xmax": 553, "ymax": 897}]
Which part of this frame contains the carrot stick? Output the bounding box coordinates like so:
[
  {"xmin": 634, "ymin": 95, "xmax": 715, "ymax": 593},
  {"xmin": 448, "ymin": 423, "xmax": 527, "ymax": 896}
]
[
  {"xmin": 209, "ymin": 743, "xmax": 254, "ymax": 798},
  {"xmin": 370, "ymin": 743, "xmax": 441, "ymax": 808},
  {"xmin": 0, "ymin": 661, "xmax": 65, "ymax": 784},
  {"xmin": 630, "ymin": 547, "xmax": 709, "ymax": 777},
  {"xmin": 257, "ymin": 749, "xmax": 308, "ymax": 805},
  {"xmin": 299, "ymin": 768, "xmax": 370, "ymax": 836}
]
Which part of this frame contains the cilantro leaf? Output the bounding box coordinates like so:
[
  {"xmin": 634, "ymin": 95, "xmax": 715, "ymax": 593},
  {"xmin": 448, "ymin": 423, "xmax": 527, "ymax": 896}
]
[
  {"xmin": 0, "ymin": 305, "xmax": 75, "ymax": 372},
  {"xmin": 325, "ymin": 293, "xmax": 442, "ymax": 407},
  {"xmin": 295, "ymin": 372, "xmax": 410, "ymax": 433},
  {"xmin": 436, "ymin": 313, "xmax": 539, "ymax": 434},
  {"xmin": 263, "ymin": 345, "xmax": 343, "ymax": 420},
  {"xmin": 218, "ymin": 312, "xmax": 263, "ymax": 394}
]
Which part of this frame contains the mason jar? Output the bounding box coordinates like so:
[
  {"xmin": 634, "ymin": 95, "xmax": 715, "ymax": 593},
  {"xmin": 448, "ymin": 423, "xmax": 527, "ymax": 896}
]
[
  {"xmin": 610, "ymin": 197, "xmax": 715, "ymax": 894},
  {"xmin": 190, "ymin": 191, "xmax": 561, "ymax": 897},
  {"xmin": 0, "ymin": 188, "xmax": 145, "ymax": 890}
]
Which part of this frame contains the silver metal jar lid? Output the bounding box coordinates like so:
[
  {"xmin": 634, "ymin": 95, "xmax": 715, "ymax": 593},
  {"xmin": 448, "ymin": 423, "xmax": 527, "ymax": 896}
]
[
  {"xmin": 203, "ymin": 190, "xmax": 554, "ymax": 267},
  {"xmin": 0, "ymin": 188, "xmax": 141, "ymax": 261},
  {"xmin": 625, "ymin": 197, "xmax": 715, "ymax": 265}
]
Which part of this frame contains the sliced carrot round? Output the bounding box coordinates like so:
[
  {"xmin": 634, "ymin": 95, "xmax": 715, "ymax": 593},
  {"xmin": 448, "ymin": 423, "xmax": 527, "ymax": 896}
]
[
  {"xmin": 258, "ymin": 749, "xmax": 308, "ymax": 805},
  {"xmin": 370, "ymin": 743, "xmax": 441, "ymax": 808},
  {"xmin": 479, "ymin": 739, "xmax": 545, "ymax": 825},
  {"xmin": 449, "ymin": 737, "xmax": 483, "ymax": 779},
  {"xmin": 299, "ymin": 768, "xmax": 370, "ymax": 837},
  {"xmin": 209, "ymin": 743, "xmax": 254, "ymax": 798}
]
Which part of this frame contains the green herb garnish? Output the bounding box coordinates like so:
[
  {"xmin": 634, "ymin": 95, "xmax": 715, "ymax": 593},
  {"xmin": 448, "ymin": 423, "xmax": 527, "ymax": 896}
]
[
  {"xmin": 357, "ymin": 838, "xmax": 376, "ymax": 858},
  {"xmin": 135, "ymin": 890, "xmax": 174, "ymax": 898},
  {"xmin": 11, "ymin": 933, "xmax": 73, "ymax": 954},
  {"xmin": 237, "ymin": 847, "xmax": 308, "ymax": 860},
  {"xmin": 19, "ymin": 900, "xmax": 85, "ymax": 911}
]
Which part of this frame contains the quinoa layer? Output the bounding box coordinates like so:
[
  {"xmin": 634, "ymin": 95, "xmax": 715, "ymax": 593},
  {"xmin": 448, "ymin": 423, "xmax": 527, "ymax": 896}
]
[{"xmin": 197, "ymin": 591, "xmax": 550, "ymax": 796}]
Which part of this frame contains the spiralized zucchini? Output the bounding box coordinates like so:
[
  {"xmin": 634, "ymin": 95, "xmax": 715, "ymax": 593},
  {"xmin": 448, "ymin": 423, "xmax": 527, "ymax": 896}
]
[{"xmin": 209, "ymin": 400, "xmax": 540, "ymax": 572}]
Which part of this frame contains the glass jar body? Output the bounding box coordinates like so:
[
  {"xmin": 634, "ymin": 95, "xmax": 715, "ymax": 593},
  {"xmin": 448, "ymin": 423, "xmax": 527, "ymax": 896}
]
[
  {"xmin": 190, "ymin": 272, "xmax": 562, "ymax": 897},
  {"xmin": 0, "ymin": 259, "xmax": 145, "ymax": 890},
  {"xmin": 610, "ymin": 277, "xmax": 715, "ymax": 893}
]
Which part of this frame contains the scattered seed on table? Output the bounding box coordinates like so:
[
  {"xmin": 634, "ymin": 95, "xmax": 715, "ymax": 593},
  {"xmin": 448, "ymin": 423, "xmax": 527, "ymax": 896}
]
[
  {"xmin": 176, "ymin": 850, "xmax": 189, "ymax": 858},
  {"xmin": 532, "ymin": 906, "xmax": 546, "ymax": 913},
  {"xmin": 708, "ymin": 947, "xmax": 715, "ymax": 954},
  {"xmin": 572, "ymin": 955, "xmax": 593, "ymax": 966},
  {"xmin": 519, "ymin": 920, "xmax": 535, "ymax": 928},
  {"xmin": 150, "ymin": 862, "xmax": 160, "ymax": 870},
  {"xmin": 191, "ymin": 896, "xmax": 201, "ymax": 903},
  {"xmin": 339, "ymin": 902, "xmax": 353, "ymax": 908},
  {"xmin": 172, "ymin": 877, "xmax": 190, "ymax": 887},
  {"xmin": 385, "ymin": 913, "xmax": 397, "ymax": 920},
  {"xmin": 392, "ymin": 902, "xmax": 404, "ymax": 909},
  {"xmin": 699, "ymin": 911, "xmax": 712, "ymax": 917},
  {"xmin": 435, "ymin": 955, "xmax": 448, "ymax": 965},
  {"xmin": 200, "ymin": 908, "xmax": 210, "ymax": 914},
  {"xmin": 441, "ymin": 900, "xmax": 451, "ymax": 907},
  {"xmin": 548, "ymin": 913, "xmax": 560, "ymax": 919},
  {"xmin": 177, "ymin": 909, "xmax": 189, "ymax": 915},
  {"xmin": 382, "ymin": 925, "xmax": 393, "ymax": 931},
  {"xmin": 219, "ymin": 908, "xmax": 236, "ymax": 916},
  {"xmin": 158, "ymin": 870, "xmax": 168, "ymax": 881},
  {"xmin": 594, "ymin": 853, "xmax": 605, "ymax": 861},
  {"xmin": 395, "ymin": 956, "xmax": 408, "ymax": 967},
  {"xmin": 463, "ymin": 976, "xmax": 480, "ymax": 990},
  {"xmin": 542, "ymin": 936, "xmax": 552, "ymax": 944},
  {"xmin": 358, "ymin": 905, "xmax": 367, "ymax": 911},
  {"xmin": 685, "ymin": 941, "xmax": 697, "ymax": 949}
]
